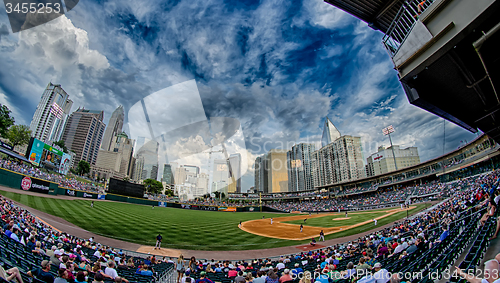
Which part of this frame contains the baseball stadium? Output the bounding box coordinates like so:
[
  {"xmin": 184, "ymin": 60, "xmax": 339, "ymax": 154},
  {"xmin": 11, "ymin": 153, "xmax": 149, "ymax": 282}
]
[
  {"xmin": 1, "ymin": 132, "xmax": 500, "ymax": 283},
  {"xmin": 0, "ymin": 1, "xmax": 499, "ymax": 283}
]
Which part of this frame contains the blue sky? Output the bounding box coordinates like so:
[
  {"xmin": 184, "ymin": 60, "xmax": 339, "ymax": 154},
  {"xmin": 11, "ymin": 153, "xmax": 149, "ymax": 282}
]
[{"xmin": 0, "ymin": 0, "xmax": 478, "ymax": 190}]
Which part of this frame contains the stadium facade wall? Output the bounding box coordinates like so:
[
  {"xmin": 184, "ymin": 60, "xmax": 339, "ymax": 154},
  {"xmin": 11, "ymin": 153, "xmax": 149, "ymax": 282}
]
[{"xmin": 0, "ymin": 168, "xmax": 59, "ymax": 194}]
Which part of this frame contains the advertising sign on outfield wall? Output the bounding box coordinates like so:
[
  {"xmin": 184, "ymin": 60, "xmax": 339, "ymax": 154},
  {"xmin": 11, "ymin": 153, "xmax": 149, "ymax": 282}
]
[
  {"xmin": 98, "ymin": 194, "xmax": 106, "ymax": 200},
  {"xmin": 218, "ymin": 207, "xmax": 236, "ymax": 212},
  {"xmin": 20, "ymin": 176, "xmax": 50, "ymax": 194}
]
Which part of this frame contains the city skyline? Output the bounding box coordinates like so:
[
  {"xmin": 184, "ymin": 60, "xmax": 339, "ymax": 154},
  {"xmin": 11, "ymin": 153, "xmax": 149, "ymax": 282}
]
[
  {"xmin": 22, "ymin": 81, "xmax": 481, "ymax": 192},
  {"xmin": 0, "ymin": 0, "xmax": 480, "ymax": 192}
]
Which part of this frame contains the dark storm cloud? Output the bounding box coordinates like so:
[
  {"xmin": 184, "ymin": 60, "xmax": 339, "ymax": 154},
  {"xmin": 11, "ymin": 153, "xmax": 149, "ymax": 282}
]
[{"xmin": 0, "ymin": 0, "xmax": 480, "ymax": 190}]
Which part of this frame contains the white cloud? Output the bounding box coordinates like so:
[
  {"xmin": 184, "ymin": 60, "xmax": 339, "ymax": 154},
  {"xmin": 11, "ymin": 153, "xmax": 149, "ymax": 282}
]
[{"xmin": 301, "ymin": 0, "xmax": 352, "ymax": 29}]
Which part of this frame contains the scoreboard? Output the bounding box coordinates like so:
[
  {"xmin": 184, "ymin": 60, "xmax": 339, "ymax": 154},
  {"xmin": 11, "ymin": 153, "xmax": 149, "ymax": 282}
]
[{"xmin": 108, "ymin": 178, "xmax": 145, "ymax": 198}]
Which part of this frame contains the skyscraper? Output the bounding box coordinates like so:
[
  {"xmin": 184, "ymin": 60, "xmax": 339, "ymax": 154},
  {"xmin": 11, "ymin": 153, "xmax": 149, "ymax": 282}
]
[
  {"xmin": 287, "ymin": 143, "xmax": 316, "ymax": 192},
  {"xmin": 30, "ymin": 83, "xmax": 73, "ymax": 144},
  {"xmin": 134, "ymin": 139, "xmax": 159, "ymax": 181},
  {"xmin": 61, "ymin": 108, "xmax": 106, "ymax": 166},
  {"xmin": 162, "ymin": 164, "xmax": 175, "ymax": 185},
  {"xmin": 213, "ymin": 158, "xmax": 229, "ymax": 192},
  {"xmin": 254, "ymin": 156, "xmax": 266, "ymax": 192},
  {"xmin": 312, "ymin": 135, "xmax": 366, "ymax": 187},
  {"xmin": 259, "ymin": 149, "xmax": 288, "ymax": 193},
  {"xmin": 133, "ymin": 156, "xmax": 144, "ymax": 182},
  {"xmin": 194, "ymin": 173, "xmax": 209, "ymax": 197},
  {"xmin": 101, "ymin": 105, "xmax": 124, "ymax": 151},
  {"xmin": 91, "ymin": 133, "xmax": 135, "ymax": 180},
  {"xmin": 321, "ymin": 117, "xmax": 341, "ymax": 147},
  {"xmin": 227, "ymin": 153, "xmax": 241, "ymax": 193}
]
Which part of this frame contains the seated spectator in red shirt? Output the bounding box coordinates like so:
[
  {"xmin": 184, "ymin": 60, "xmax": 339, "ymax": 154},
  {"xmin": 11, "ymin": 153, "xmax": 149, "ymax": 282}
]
[
  {"xmin": 228, "ymin": 265, "xmax": 237, "ymax": 278},
  {"xmin": 279, "ymin": 269, "xmax": 292, "ymax": 283}
]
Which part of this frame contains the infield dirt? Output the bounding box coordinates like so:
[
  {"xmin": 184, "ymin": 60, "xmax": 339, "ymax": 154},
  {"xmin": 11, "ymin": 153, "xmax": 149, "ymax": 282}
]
[{"xmin": 239, "ymin": 207, "xmax": 415, "ymax": 240}]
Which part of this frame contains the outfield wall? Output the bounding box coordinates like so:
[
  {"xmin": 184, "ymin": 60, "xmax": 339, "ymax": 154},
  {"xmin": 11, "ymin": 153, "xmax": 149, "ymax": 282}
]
[
  {"xmin": 0, "ymin": 168, "xmax": 58, "ymax": 195},
  {"xmin": 0, "ymin": 168, "xmax": 274, "ymax": 212}
]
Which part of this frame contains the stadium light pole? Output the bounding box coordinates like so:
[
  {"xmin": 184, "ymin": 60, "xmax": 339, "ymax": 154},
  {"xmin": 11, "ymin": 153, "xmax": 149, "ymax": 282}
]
[
  {"xmin": 259, "ymin": 192, "xmax": 262, "ymax": 212},
  {"xmin": 382, "ymin": 125, "xmax": 398, "ymax": 171}
]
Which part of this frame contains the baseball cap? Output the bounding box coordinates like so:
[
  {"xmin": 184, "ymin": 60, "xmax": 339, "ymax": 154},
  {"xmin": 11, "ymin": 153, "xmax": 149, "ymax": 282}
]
[
  {"xmin": 200, "ymin": 272, "xmax": 206, "ymax": 276},
  {"xmin": 41, "ymin": 260, "xmax": 50, "ymax": 268},
  {"xmin": 284, "ymin": 269, "xmax": 290, "ymax": 274},
  {"xmin": 374, "ymin": 263, "xmax": 382, "ymax": 268}
]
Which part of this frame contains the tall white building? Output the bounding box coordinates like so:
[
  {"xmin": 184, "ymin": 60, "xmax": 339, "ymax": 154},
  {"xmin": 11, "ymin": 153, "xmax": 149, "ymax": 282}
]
[
  {"xmin": 312, "ymin": 120, "xmax": 366, "ymax": 187},
  {"xmin": 30, "ymin": 83, "xmax": 73, "ymax": 144},
  {"xmin": 366, "ymin": 145, "xmax": 420, "ymax": 176},
  {"xmin": 213, "ymin": 158, "xmax": 229, "ymax": 192},
  {"xmin": 195, "ymin": 172, "xmax": 209, "ymax": 197},
  {"xmin": 287, "ymin": 143, "xmax": 316, "ymax": 192},
  {"xmin": 101, "ymin": 105, "xmax": 124, "ymax": 151}
]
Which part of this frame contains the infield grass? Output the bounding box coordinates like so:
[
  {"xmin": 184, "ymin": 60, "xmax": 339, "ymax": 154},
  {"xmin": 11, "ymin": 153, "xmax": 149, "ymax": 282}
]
[{"xmin": 0, "ymin": 189, "xmax": 429, "ymax": 250}]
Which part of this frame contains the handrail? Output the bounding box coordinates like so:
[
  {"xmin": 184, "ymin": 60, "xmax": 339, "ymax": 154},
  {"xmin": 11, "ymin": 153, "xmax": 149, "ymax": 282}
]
[{"xmin": 382, "ymin": 0, "xmax": 435, "ymax": 57}]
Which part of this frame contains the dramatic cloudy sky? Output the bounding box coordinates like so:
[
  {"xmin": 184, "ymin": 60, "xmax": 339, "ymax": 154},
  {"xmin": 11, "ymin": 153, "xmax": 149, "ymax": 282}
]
[{"xmin": 0, "ymin": 0, "xmax": 479, "ymax": 191}]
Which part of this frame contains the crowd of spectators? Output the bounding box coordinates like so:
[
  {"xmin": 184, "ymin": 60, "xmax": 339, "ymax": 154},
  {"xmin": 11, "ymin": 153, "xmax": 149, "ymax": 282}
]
[
  {"xmin": 0, "ymin": 157, "xmax": 103, "ymax": 193},
  {"xmin": 164, "ymin": 170, "xmax": 500, "ymax": 283},
  {"xmin": 265, "ymin": 178, "xmax": 468, "ymax": 213},
  {"xmin": 0, "ymin": 195, "xmax": 171, "ymax": 283},
  {"xmin": 1, "ymin": 164, "xmax": 499, "ymax": 283}
]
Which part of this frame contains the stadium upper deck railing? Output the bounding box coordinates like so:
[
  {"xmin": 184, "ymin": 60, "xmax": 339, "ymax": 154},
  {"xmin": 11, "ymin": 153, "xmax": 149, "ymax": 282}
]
[{"xmin": 382, "ymin": 0, "xmax": 435, "ymax": 58}]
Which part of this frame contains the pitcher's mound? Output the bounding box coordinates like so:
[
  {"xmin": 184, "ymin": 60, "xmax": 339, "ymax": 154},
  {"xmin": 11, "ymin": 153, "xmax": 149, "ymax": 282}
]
[{"xmin": 332, "ymin": 217, "xmax": 350, "ymax": 220}]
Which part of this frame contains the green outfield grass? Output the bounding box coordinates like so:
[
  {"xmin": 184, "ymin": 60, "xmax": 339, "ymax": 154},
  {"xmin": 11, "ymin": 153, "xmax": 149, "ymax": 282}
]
[{"xmin": 0, "ymin": 190, "xmax": 429, "ymax": 250}]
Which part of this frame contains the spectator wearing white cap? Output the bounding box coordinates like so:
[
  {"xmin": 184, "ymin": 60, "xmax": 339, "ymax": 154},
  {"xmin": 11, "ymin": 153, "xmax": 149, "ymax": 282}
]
[
  {"xmin": 279, "ymin": 269, "xmax": 292, "ymax": 283},
  {"xmin": 50, "ymin": 250, "xmax": 63, "ymax": 266},
  {"xmin": 373, "ymin": 263, "xmax": 390, "ymax": 283}
]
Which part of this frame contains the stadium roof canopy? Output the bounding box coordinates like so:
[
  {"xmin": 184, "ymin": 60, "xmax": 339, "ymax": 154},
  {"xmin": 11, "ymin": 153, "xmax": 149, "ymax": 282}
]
[
  {"xmin": 324, "ymin": 0, "xmax": 405, "ymax": 33},
  {"xmin": 325, "ymin": 0, "xmax": 500, "ymax": 144},
  {"xmin": 0, "ymin": 147, "xmax": 30, "ymax": 163}
]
